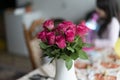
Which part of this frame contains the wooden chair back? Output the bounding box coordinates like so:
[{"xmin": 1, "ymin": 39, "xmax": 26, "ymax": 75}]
[{"xmin": 23, "ymin": 19, "xmax": 44, "ymax": 69}]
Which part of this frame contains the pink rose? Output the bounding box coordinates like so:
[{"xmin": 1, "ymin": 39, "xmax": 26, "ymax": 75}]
[
  {"xmin": 65, "ymin": 29, "xmax": 75, "ymax": 42},
  {"xmin": 57, "ymin": 23, "xmax": 68, "ymax": 34},
  {"xmin": 43, "ymin": 20, "xmax": 54, "ymax": 30},
  {"xmin": 56, "ymin": 35, "xmax": 66, "ymax": 49},
  {"xmin": 68, "ymin": 26, "xmax": 76, "ymax": 34},
  {"xmin": 62, "ymin": 21, "xmax": 76, "ymax": 29},
  {"xmin": 37, "ymin": 30, "xmax": 47, "ymax": 42},
  {"xmin": 57, "ymin": 21, "xmax": 76, "ymax": 34},
  {"xmin": 46, "ymin": 32, "xmax": 55, "ymax": 45},
  {"xmin": 62, "ymin": 21, "xmax": 74, "ymax": 26},
  {"xmin": 76, "ymin": 21, "xmax": 89, "ymax": 37}
]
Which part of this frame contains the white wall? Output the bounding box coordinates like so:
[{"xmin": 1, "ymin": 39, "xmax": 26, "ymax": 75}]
[
  {"xmin": 4, "ymin": 13, "xmax": 28, "ymax": 56},
  {"xmin": 33, "ymin": 0, "xmax": 96, "ymax": 22},
  {"xmin": 16, "ymin": 0, "xmax": 32, "ymax": 7},
  {"xmin": 4, "ymin": 11, "xmax": 42, "ymax": 57}
]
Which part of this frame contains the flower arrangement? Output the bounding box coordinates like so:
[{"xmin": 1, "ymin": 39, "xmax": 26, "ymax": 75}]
[{"xmin": 37, "ymin": 19, "xmax": 89, "ymax": 70}]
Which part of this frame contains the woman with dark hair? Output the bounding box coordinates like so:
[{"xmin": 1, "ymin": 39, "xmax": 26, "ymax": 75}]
[{"xmin": 94, "ymin": 0, "xmax": 120, "ymax": 48}]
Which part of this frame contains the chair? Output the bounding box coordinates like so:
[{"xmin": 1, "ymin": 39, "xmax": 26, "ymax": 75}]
[
  {"xmin": 23, "ymin": 19, "xmax": 44, "ymax": 69},
  {"xmin": 24, "ymin": 18, "xmax": 65, "ymax": 70}
]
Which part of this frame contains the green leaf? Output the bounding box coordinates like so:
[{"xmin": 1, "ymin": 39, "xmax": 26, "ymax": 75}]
[
  {"xmin": 72, "ymin": 37, "xmax": 84, "ymax": 49},
  {"xmin": 75, "ymin": 36, "xmax": 80, "ymax": 42},
  {"xmin": 51, "ymin": 49, "xmax": 60, "ymax": 55},
  {"xmin": 65, "ymin": 59, "xmax": 73, "ymax": 70},
  {"xmin": 60, "ymin": 54, "xmax": 70, "ymax": 60},
  {"xmin": 78, "ymin": 50, "xmax": 88, "ymax": 59},
  {"xmin": 44, "ymin": 48, "xmax": 54, "ymax": 57},
  {"xmin": 67, "ymin": 47, "xmax": 75, "ymax": 53},
  {"xmin": 70, "ymin": 52, "xmax": 79, "ymax": 60},
  {"xmin": 60, "ymin": 54, "xmax": 73, "ymax": 70},
  {"xmin": 39, "ymin": 42, "xmax": 48, "ymax": 49}
]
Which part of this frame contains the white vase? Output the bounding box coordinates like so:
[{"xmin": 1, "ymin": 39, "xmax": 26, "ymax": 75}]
[
  {"xmin": 117, "ymin": 71, "xmax": 120, "ymax": 80},
  {"xmin": 55, "ymin": 59, "xmax": 77, "ymax": 80}
]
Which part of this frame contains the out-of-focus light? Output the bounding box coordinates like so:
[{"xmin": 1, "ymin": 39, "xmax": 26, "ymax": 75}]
[
  {"xmin": 115, "ymin": 38, "xmax": 120, "ymax": 57},
  {"xmin": 86, "ymin": 22, "xmax": 97, "ymax": 30},
  {"xmin": 14, "ymin": 8, "xmax": 25, "ymax": 15},
  {"xmin": 86, "ymin": 13, "xmax": 99, "ymax": 30}
]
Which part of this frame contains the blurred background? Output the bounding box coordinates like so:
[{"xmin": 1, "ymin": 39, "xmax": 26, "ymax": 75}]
[{"xmin": 0, "ymin": 0, "xmax": 120, "ymax": 80}]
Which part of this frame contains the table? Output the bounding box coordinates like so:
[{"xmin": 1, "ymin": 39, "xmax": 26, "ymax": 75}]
[
  {"xmin": 18, "ymin": 48, "xmax": 120, "ymax": 80},
  {"xmin": 18, "ymin": 63, "xmax": 55, "ymax": 80}
]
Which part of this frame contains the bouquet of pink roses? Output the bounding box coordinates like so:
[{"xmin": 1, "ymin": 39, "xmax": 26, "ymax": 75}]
[{"xmin": 37, "ymin": 19, "xmax": 89, "ymax": 70}]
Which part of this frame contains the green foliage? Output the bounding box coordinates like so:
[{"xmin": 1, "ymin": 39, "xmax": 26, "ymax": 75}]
[
  {"xmin": 77, "ymin": 50, "xmax": 88, "ymax": 59},
  {"xmin": 65, "ymin": 59, "xmax": 73, "ymax": 70},
  {"xmin": 39, "ymin": 36, "xmax": 89, "ymax": 70},
  {"xmin": 39, "ymin": 42, "xmax": 49, "ymax": 49}
]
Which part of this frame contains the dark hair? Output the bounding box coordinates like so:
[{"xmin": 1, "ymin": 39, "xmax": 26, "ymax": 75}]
[
  {"xmin": 52, "ymin": 18, "xmax": 65, "ymax": 26},
  {"xmin": 97, "ymin": 0, "xmax": 120, "ymax": 38},
  {"xmin": 25, "ymin": 2, "xmax": 32, "ymax": 7}
]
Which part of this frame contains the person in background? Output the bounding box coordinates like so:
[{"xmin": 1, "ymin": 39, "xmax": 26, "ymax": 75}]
[
  {"xmin": 25, "ymin": 2, "xmax": 33, "ymax": 13},
  {"xmin": 94, "ymin": 0, "xmax": 120, "ymax": 48}
]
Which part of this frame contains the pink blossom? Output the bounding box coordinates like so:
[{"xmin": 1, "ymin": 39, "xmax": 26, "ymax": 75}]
[
  {"xmin": 57, "ymin": 21, "xmax": 76, "ymax": 34},
  {"xmin": 62, "ymin": 21, "xmax": 74, "ymax": 26},
  {"xmin": 56, "ymin": 35, "xmax": 66, "ymax": 49},
  {"xmin": 62, "ymin": 21, "xmax": 76, "ymax": 29},
  {"xmin": 65, "ymin": 29, "xmax": 75, "ymax": 42},
  {"xmin": 43, "ymin": 20, "xmax": 54, "ymax": 30},
  {"xmin": 57, "ymin": 23, "xmax": 68, "ymax": 34},
  {"xmin": 76, "ymin": 21, "xmax": 89, "ymax": 37},
  {"xmin": 68, "ymin": 26, "xmax": 76, "ymax": 34},
  {"xmin": 37, "ymin": 30, "xmax": 47, "ymax": 42},
  {"xmin": 58, "ymin": 23, "xmax": 68, "ymax": 32},
  {"xmin": 46, "ymin": 32, "xmax": 55, "ymax": 45}
]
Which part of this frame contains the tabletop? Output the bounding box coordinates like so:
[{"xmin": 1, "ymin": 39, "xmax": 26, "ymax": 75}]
[
  {"xmin": 18, "ymin": 48, "xmax": 120, "ymax": 80},
  {"xmin": 18, "ymin": 63, "xmax": 55, "ymax": 80}
]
